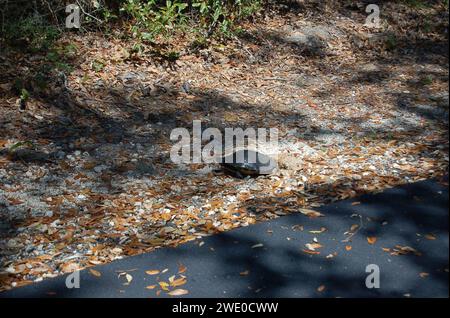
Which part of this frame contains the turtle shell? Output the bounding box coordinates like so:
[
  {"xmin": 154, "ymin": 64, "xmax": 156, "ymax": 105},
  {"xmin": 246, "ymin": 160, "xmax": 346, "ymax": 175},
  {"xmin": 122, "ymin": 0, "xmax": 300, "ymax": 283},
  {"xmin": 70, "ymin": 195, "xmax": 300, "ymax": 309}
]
[{"xmin": 221, "ymin": 149, "xmax": 277, "ymax": 176}]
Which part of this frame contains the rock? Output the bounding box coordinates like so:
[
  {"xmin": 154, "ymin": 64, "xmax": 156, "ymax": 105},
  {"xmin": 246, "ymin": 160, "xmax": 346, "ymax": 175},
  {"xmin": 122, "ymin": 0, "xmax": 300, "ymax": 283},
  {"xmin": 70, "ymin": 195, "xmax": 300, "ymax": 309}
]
[
  {"xmin": 94, "ymin": 165, "xmax": 108, "ymax": 173},
  {"xmin": 284, "ymin": 24, "xmax": 338, "ymax": 55}
]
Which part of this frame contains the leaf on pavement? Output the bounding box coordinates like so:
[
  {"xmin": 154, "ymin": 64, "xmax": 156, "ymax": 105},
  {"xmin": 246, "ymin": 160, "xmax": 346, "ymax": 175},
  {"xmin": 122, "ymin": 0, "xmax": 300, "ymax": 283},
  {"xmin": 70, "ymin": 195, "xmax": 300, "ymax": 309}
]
[
  {"xmin": 367, "ymin": 237, "xmax": 377, "ymax": 245},
  {"xmin": 170, "ymin": 277, "xmax": 187, "ymax": 287},
  {"xmin": 302, "ymin": 249, "xmax": 320, "ymax": 255},
  {"xmin": 168, "ymin": 289, "xmax": 189, "ymax": 296},
  {"xmin": 299, "ymin": 208, "xmax": 323, "ymax": 218},
  {"xmin": 89, "ymin": 269, "xmax": 101, "ymax": 277},
  {"xmin": 159, "ymin": 281, "xmax": 170, "ymax": 291},
  {"xmin": 305, "ymin": 243, "xmax": 323, "ymax": 251},
  {"xmin": 178, "ymin": 264, "xmax": 187, "ymax": 274}
]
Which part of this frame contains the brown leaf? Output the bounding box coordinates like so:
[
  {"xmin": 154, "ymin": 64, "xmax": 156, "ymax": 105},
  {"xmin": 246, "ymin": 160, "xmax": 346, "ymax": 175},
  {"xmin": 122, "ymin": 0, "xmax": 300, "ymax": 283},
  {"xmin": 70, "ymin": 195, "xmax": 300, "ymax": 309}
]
[
  {"xmin": 393, "ymin": 245, "xmax": 422, "ymax": 256},
  {"xmin": 305, "ymin": 243, "xmax": 323, "ymax": 251},
  {"xmin": 367, "ymin": 237, "xmax": 377, "ymax": 245},
  {"xmin": 170, "ymin": 277, "xmax": 187, "ymax": 287},
  {"xmin": 89, "ymin": 269, "xmax": 101, "ymax": 277},
  {"xmin": 168, "ymin": 289, "xmax": 189, "ymax": 296},
  {"xmin": 345, "ymin": 245, "xmax": 352, "ymax": 251},
  {"xmin": 299, "ymin": 208, "xmax": 324, "ymax": 218},
  {"xmin": 61, "ymin": 262, "xmax": 79, "ymax": 273},
  {"xmin": 178, "ymin": 264, "xmax": 187, "ymax": 274},
  {"xmin": 146, "ymin": 270, "xmax": 160, "ymax": 275},
  {"xmin": 302, "ymin": 249, "xmax": 321, "ymax": 255}
]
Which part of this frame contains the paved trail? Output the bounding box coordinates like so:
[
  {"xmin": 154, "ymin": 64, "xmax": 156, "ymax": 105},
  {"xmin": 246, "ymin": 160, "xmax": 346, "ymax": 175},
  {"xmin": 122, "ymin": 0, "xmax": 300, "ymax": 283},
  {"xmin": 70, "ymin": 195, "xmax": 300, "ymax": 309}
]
[{"xmin": 2, "ymin": 178, "xmax": 448, "ymax": 298}]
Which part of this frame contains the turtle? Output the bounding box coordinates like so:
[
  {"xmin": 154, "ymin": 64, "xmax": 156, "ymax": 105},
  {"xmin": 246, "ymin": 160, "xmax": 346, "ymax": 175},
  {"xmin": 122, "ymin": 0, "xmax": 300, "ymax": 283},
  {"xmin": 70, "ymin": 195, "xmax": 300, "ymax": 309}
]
[{"xmin": 220, "ymin": 149, "xmax": 277, "ymax": 178}]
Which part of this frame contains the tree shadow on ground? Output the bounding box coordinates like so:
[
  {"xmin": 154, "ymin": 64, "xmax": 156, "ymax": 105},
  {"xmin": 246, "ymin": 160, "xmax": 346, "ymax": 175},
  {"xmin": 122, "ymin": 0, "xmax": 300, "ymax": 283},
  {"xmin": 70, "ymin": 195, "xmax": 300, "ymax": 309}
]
[
  {"xmin": 1, "ymin": 177, "xmax": 447, "ymax": 298},
  {"xmin": 0, "ymin": 0, "xmax": 448, "ymax": 293}
]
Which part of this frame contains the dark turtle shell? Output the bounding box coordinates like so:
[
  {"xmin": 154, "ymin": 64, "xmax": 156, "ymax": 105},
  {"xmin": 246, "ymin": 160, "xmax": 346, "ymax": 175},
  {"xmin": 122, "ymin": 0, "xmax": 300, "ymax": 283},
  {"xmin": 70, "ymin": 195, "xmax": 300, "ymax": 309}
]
[{"xmin": 221, "ymin": 149, "xmax": 277, "ymax": 177}]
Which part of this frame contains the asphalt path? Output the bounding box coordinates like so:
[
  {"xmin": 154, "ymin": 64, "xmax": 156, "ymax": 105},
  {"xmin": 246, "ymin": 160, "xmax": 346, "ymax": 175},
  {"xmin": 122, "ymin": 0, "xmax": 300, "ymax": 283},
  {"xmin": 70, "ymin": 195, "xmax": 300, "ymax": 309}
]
[{"xmin": 1, "ymin": 177, "xmax": 448, "ymax": 298}]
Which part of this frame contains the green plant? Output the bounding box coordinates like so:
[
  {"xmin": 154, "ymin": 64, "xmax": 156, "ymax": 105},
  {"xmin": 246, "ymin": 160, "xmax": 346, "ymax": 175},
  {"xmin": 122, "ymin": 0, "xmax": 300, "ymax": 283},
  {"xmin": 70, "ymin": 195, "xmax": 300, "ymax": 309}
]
[
  {"xmin": 402, "ymin": 0, "xmax": 431, "ymax": 8},
  {"xmin": 192, "ymin": 0, "xmax": 262, "ymax": 36},
  {"xmin": 421, "ymin": 75, "xmax": 434, "ymax": 86},
  {"xmin": 92, "ymin": 59, "xmax": 106, "ymax": 72},
  {"xmin": 3, "ymin": 16, "xmax": 60, "ymax": 52},
  {"xmin": 120, "ymin": 0, "xmax": 262, "ymax": 41},
  {"xmin": 8, "ymin": 141, "xmax": 34, "ymax": 152},
  {"xmin": 385, "ymin": 34, "xmax": 398, "ymax": 51},
  {"xmin": 20, "ymin": 89, "xmax": 30, "ymax": 103},
  {"xmin": 121, "ymin": 0, "xmax": 188, "ymax": 40}
]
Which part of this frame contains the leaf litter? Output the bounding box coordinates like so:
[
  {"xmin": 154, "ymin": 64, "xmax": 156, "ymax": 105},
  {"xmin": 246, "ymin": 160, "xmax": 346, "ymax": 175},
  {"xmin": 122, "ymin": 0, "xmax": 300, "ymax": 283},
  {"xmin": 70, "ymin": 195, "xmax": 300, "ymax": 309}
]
[{"xmin": 0, "ymin": 2, "xmax": 448, "ymax": 291}]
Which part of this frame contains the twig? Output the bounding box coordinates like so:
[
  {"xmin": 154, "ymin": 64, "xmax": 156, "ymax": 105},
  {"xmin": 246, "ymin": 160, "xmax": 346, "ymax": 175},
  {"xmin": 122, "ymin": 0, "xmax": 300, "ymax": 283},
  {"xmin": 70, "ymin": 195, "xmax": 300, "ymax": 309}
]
[
  {"xmin": 341, "ymin": 214, "xmax": 364, "ymax": 243},
  {"xmin": 262, "ymin": 77, "xmax": 290, "ymax": 81},
  {"xmin": 76, "ymin": 0, "xmax": 103, "ymax": 25},
  {"xmin": 43, "ymin": 0, "xmax": 61, "ymax": 31}
]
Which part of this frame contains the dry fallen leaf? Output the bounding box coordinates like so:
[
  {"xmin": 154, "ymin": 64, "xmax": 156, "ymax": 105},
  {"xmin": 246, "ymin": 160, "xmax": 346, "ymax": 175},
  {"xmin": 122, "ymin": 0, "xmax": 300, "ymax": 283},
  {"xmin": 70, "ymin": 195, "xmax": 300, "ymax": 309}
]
[
  {"xmin": 425, "ymin": 234, "xmax": 437, "ymax": 240},
  {"xmin": 305, "ymin": 243, "xmax": 323, "ymax": 251},
  {"xmin": 367, "ymin": 237, "xmax": 377, "ymax": 245},
  {"xmin": 61, "ymin": 262, "xmax": 79, "ymax": 273},
  {"xmin": 240, "ymin": 270, "xmax": 249, "ymax": 276},
  {"xmin": 89, "ymin": 269, "xmax": 101, "ymax": 277},
  {"xmin": 178, "ymin": 264, "xmax": 187, "ymax": 274},
  {"xmin": 419, "ymin": 272, "xmax": 429, "ymax": 278},
  {"xmin": 124, "ymin": 273, "xmax": 133, "ymax": 285},
  {"xmin": 317, "ymin": 285, "xmax": 326, "ymax": 292},
  {"xmin": 168, "ymin": 289, "xmax": 189, "ymax": 296},
  {"xmin": 299, "ymin": 208, "xmax": 324, "ymax": 218},
  {"xmin": 309, "ymin": 227, "xmax": 327, "ymax": 234},
  {"xmin": 146, "ymin": 285, "xmax": 157, "ymax": 289},
  {"xmin": 170, "ymin": 277, "xmax": 187, "ymax": 287},
  {"xmin": 345, "ymin": 245, "xmax": 352, "ymax": 251},
  {"xmin": 159, "ymin": 281, "xmax": 170, "ymax": 291},
  {"xmin": 302, "ymin": 249, "xmax": 321, "ymax": 255},
  {"xmin": 391, "ymin": 245, "xmax": 422, "ymax": 256},
  {"xmin": 146, "ymin": 270, "xmax": 160, "ymax": 275}
]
